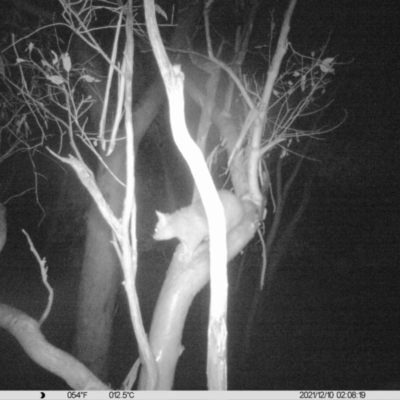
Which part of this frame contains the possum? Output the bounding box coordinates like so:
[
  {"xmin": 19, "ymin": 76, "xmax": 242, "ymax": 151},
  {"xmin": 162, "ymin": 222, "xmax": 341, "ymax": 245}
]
[{"xmin": 153, "ymin": 190, "xmax": 244, "ymax": 257}]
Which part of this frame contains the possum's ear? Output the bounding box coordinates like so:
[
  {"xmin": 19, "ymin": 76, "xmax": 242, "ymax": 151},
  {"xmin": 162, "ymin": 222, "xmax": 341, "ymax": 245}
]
[
  {"xmin": 154, "ymin": 211, "xmax": 167, "ymax": 228},
  {"xmin": 153, "ymin": 211, "xmax": 170, "ymax": 240}
]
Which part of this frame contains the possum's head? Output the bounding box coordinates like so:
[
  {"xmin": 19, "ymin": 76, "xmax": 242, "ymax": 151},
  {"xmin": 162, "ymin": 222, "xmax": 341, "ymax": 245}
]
[{"xmin": 153, "ymin": 211, "xmax": 174, "ymax": 241}]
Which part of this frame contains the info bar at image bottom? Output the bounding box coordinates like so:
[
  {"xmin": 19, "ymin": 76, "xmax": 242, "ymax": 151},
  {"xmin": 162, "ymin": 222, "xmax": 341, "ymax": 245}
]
[{"xmin": 0, "ymin": 391, "xmax": 400, "ymax": 400}]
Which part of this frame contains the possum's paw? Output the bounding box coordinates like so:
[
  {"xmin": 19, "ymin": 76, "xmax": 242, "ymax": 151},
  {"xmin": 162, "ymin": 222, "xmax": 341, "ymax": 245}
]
[{"xmin": 177, "ymin": 242, "xmax": 194, "ymax": 262}]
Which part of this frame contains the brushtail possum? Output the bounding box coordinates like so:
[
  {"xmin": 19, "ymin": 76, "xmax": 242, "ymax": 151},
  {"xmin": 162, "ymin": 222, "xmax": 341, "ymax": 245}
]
[{"xmin": 153, "ymin": 190, "xmax": 244, "ymax": 256}]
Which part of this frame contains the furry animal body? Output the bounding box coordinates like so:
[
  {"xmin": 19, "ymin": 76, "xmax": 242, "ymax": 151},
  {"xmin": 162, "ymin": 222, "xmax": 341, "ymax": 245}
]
[{"xmin": 153, "ymin": 190, "xmax": 244, "ymax": 256}]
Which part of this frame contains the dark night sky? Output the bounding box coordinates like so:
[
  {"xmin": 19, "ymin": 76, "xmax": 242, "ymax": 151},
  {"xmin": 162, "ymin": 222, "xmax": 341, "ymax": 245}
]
[{"xmin": 0, "ymin": 0, "xmax": 399, "ymax": 391}]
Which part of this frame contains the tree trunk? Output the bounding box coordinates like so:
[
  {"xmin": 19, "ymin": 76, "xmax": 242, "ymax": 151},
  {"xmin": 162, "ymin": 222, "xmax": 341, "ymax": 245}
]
[{"xmin": 72, "ymin": 3, "xmax": 203, "ymax": 381}]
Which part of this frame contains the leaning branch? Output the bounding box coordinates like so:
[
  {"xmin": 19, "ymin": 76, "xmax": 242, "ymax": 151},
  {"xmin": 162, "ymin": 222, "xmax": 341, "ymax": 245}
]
[{"xmin": 0, "ymin": 303, "xmax": 109, "ymax": 390}]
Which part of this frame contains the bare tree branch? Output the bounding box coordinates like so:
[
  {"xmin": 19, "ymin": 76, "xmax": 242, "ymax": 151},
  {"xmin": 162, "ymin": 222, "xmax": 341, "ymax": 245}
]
[{"xmin": 0, "ymin": 303, "xmax": 109, "ymax": 390}]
